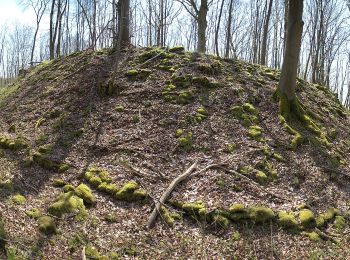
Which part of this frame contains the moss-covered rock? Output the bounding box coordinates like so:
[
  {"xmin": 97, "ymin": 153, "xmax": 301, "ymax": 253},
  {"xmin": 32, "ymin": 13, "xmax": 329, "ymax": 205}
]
[
  {"xmin": 115, "ymin": 181, "xmax": 147, "ymax": 202},
  {"xmin": 0, "ymin": 135, "xmax": 27, "ymax": 150},
  {"xmin": 182, "ymin": 201, "xmax": 207, "ymax": 221},
  {"xmin": 211, "ymin": 214, "xmax": 230, "ymax": 229},
  {"xmin": 26, "ymin": 208, "xmax": 42, "ymax": 219},
  {"xmin": 38, "ymin": 216, "xmax": 57, "ymax": 235},
  {"xmin": 197, "ymin": 61, "xmax": 222, "ymax": 75},
  {"xmin": 248, "ymin": 125, "xmax": 263, "ymax": 142},
  {"xmin": 230, "ymin": 104, "xmax": 259, "ymax": 126},
  {"xmin": 52, "ymin": 178, "xmax": 67, "ymax": 187},
  {"xmin": 169, "ymin": 46, "xmax": 185, "ymax": 54},
  {"xmin": 63, "ymin": 184, "xmax": 75, "ymax": 192},
  {"xmin": 171, "ymin": 74, "xmax": 192, "ymax": 88},
  {"xmin": 12, "ymin": 194, "xmax": 26, "ymax": 204},
  {"xmin": 75, "ymin": 184, "xmax": 95, "ymax": 205},
  {"xmin": 255, "ymin": 171, "xmax": 268, "ymax": 185},
  {"xmin": 48, "ymin": 191, "xmax": 87, "ymax": 220},
  {"xmin": 277, "ymin": 211, "xmax": 298, "ymax": 229},
  {"xmin": 299, "ymin": 209, "xmax": 316, "ymax": 228},
  {"xmin": 125, "ymin": 69, "xmax": 152, "ymax": 80},
  {"xmin": 334, "ymin": 216, "xmax": 346, "ymax": 230},
  {"xmin": 178, "ymin": 132, "xmax": 193, "ymax": 150},
  {"xmin": 248, "ymin": 206, "xmax": 275, "ymax": 223},
  {"xmin": 85, "ymin": 168, "xmax": 111, "ymax": 187},
  {"xmin": 304, "ymin": 231, "xmax": 321, "ymax": 242},
  {"xmin": 97, "ymin": 182, "xmax": 119, "ymax": 195}
]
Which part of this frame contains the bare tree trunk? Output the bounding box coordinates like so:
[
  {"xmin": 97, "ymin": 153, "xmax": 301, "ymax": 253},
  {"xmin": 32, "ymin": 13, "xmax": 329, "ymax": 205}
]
[
  {"xmin": 214, "ymin": 0, "xmax": 225, "ymax": 56},
  {"xmin": 117, "ymin": 0, "xmax": 130, "ymax": 49},
  {"xmin": 49, "ymin": 0, "xmax": 56, "ymax": 60},
  {"xmin": 260, "ymin": 0, "xmax": 273, "ymax": 65},
  {"xmin": 197, "ymin": 0, "xmax": 208, "ymax": 53},
  {"xmin": 278, "ymin": 0, "xmax": 303, "ymax": 117},
  {"xmin": 224, "ymin": 0, "xmax": 234, "ymax": 58}
]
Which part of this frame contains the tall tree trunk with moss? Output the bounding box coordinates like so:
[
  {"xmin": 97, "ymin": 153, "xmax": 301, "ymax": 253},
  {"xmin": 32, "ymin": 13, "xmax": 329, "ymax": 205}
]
[{"xmin": 278, "ymin": 0, "xmax": 303, "ymax": 119}]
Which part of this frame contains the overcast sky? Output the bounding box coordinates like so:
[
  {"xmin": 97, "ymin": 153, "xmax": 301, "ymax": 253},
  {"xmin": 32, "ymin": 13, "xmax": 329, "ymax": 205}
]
[{"xmin": 0, "ymin": 0, "xmax": 36, "ymax": 27}]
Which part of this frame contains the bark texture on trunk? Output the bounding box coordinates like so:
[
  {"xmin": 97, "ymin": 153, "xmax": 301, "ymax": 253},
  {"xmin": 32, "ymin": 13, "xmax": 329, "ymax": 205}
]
[
  {"xmin": 197, "ymin": 0, "xmax": 208, "ymax": 53},
  {"xmin": 117, "ymin": 0, "xmax": 130, "ymax": 49},
  {"xmin": 278, "ymin": 0, "xmax": 303, "ymax": 117},
  {"xmin": 260, "ymin": 0, "xmax": 273, "ymax": 65}
]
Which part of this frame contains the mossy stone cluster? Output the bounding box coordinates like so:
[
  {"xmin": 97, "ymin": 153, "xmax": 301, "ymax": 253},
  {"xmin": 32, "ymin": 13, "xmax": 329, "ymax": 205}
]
[
  {"xmin": 12, "ymin": 194, "xmax": 26, "ymax": 204},
  {"xmin": 125, "ymin": 69, "xmax": 152, "ymax": 80},
  {"xmin": 255, "ymin": 158, "xmax": 278, "ymax": 184},
  {"xmin": 168, "ymin": 199, "xmax": 347, "ymax": 238},
  {"xmin": 26, "ymin": 208, "xmax": 42, "ymax": 219},
  {"xmin": 177, "ymin": 131, "xmax": 193, "ymax": 150},
  {"xmin": 197, "ymin": 60, "xmax": 222, "ymax": 75},
  {"xmin": 0, "ymin": 135, "xmax": 27, "ymax": 150},
  {"xmin": 85, "ymin": 168, "xmax": 147, "ymax": 202},
  {"xmin": 169, "ymin": 46, "xmax": 185, "ymax": 54},
  {"xmin": 230, "ymin": 103, "xmax": 259, "ymax": 126},
  {"xmin": 48, "ymin": 189, "xmax": 89, "ymax": 221},
  {"xmin": 248, "ymin": 125, "xmax": 263, "ymax": 142},
  {"xmin": 138, "ymin": 48, "xmax": 173, "ymax": 62},
  {"xmin": 162, "ymin": 83, "xmax": 193, "ymax": 104},
  {"xmin": 115, "ymin": 181, "xmax": 148, "ymax": 202},
  {"xmin": 38, "ymin": 216, "xmax": 57, "ymax": 235},
  {"xmin": 277, "ymin": 211, "xmax": 298, "ymax": 229},
  {"xmin": 189, "ymin": 107, "xmax": 208, "ymax": 123}
]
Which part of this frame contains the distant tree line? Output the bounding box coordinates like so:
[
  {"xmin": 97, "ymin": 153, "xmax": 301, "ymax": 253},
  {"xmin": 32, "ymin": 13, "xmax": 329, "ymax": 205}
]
[{"xmin": 0, "ymin": 0, "xmax": 350, "ymax": 108}]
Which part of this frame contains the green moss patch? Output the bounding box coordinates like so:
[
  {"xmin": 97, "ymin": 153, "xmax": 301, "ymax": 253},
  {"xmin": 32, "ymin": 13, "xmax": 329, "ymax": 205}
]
[
  {"xmin": 0, "ymin": 135, "xmax": 27, "ymax": 150},
  {"xmin": 48, "ymin": 191, "xmax": 87, "ymax": 220},
  {"xmin": 299, "ymin": 209, "xmax": 316, "ymax": 228},
  {"xmin": 197, "ymin": 61, "xmax": 222, "ymax": 75},
  {"xmin": 248, "ymin": 125, "xmax": 263, "ymax": 142},
  {"xmin": 26, "ymin": 208, "xmax": 42, "ymax": 219},
  {"xmin": 248, "ymin": 206, "xmax": 275, "ymax": 223},
  {"xmin": 38, "ymin": 216, "xmax": 57, "ymax": 235},
  {"xmin": 125, "ymin": 69, "xmax": 152, "ymax": 80},
  {"xmin": 230, "ymin": 103, "xmax": 259, "ymax": 126},
  {"xmin": 75, "ymin": 184, "xmax": 95, "ymax": 205},
  {"xmin": 278, "ymin": 211, "xmax": 298, "ymax": 229},
  {"xmin": 169, "ymin": 46, "xmax": 185, "ymax": 54},
  {"xmin": 12, "ymin": 194, "xmax": 26, "ymax": 204},
  {"xmin": 177, "ymin": 132, "xmax": 193, "ymax": 150},
  {"xmin": 115, "ymin": 181, "xmax": 147, "ymax": 202}
]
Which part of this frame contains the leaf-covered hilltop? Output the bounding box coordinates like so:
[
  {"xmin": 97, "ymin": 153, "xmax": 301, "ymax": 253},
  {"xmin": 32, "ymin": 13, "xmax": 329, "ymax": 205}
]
[{"xmin": 0, "ymin": 46, "xmax": 349, "ymax": 259}]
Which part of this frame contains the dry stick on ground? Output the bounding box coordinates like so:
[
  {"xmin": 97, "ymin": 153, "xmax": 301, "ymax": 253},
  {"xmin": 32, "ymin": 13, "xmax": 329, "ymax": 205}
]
[
  {"xmin": 315, "ymin": 228, "xmax": 339, "ymax": 244},
  {"xmin": 147, "ymin": 161, "xmax": 199, "ymax": 228},
  {"xmin": 81, "ymin": 246, "xmax": 86, "ymax": 260}
]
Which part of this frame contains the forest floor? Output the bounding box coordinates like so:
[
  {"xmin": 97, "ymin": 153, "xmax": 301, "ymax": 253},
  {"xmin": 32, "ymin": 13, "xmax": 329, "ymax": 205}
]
[{"xmin": 0, "ymin": 47, "xmax": 349, "ymax": 259}]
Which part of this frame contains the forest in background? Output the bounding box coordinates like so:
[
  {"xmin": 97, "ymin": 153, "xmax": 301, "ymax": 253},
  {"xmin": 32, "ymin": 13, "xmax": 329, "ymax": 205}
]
[{"xmin": 1, "ymin": 0, "xmax": 350, "ymax": 107}]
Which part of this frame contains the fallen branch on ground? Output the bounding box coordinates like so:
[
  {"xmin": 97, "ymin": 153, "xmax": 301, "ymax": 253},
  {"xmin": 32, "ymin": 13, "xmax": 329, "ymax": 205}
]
[{"xmin": 147, "ymin": 161, "xmax": 198, "ymax": 228}]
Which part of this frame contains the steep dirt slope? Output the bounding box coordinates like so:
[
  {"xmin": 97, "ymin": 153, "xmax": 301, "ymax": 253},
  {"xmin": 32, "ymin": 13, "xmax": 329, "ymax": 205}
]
[{"xmin": 0, "ymin": 47, "xmax": 349, "ymax": 259}]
